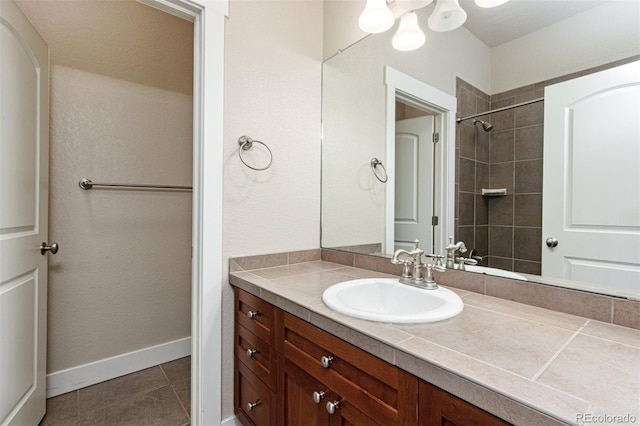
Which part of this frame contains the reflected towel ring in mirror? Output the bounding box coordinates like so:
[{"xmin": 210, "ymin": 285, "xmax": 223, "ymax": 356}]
[
  {"xmin": 371, "ymin": 158, "xmax": 388, "ymax": 183},
  {"xmin": 238, "ymin": 135, "xmax": 273, "ymax": 171}
]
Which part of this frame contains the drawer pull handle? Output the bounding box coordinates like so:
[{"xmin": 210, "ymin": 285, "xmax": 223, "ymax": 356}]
[
  {"xmin": 246, "ymin": 348, "xmax": 257, "ymax": 358},
  {"xmin": 320, "ymin": 355, "xmax": 333, "ymax": 368},
  {"xmin": 247, "ymin": 310, "xmax": 260, "ymax": 319},
  {"xmin": 312, "ymin": 391, "xmax": 325, "ymax": 404},
  {"xmin": 326, "ymin": 400, "xmax": 340, "ymax": 415},
  {"xmin": 247, "ymin": 401, "xmax": 259, "ymax": 412}
]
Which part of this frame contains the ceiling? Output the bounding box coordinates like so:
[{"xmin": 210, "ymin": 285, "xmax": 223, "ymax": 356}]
[
  {"xmin": 15, "ymin": 0, "xmax": 194, "ymax": 95},
  {"xmin": 460, "ymin": 0, "xmax": 608, "ymax": 47}
]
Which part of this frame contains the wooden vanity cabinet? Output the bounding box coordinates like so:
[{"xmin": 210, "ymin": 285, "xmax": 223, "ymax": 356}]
[
  {"xmin": 234, "ymin": 288, "xmax": 281, "ymax": 426},
  {"xmin": 419, "ymin": 381, "xmax": 511, "ymax": 426},
  {"xmin": 234, "ymin": 288, "xmax": 512, "ymax": 426},
  {"xmin": 280, "ymin": 312, "xmax": 417, "ymax": 426}
]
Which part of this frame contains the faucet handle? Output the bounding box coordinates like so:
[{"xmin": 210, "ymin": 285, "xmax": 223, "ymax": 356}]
[{"xmin": 426, "ymin": 254, "xmax": 445, "ymax": 267}]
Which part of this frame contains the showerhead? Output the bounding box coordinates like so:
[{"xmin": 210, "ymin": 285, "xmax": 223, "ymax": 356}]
[{"xmin": 473, "ymin": 119, "xmax": 493, "ymax": 132}]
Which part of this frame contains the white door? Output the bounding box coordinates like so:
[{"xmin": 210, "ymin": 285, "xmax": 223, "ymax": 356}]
[
  {"xmin": 542, "ymin": 61, "xmax": 640, "ymax": 295},
  {"xmin": 394, "ymin": 116, "xmax": 434, "ymax": 252},
  {"xmin": 0, "ymin": 1, "xmax": 50, "ymax": 424}
]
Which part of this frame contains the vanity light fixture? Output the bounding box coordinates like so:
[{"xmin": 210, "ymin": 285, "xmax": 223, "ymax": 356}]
[
  {"xmin": 358, "ymin": 0, "xmax": 510, "ymax": 51},
  {"xmin": 358, "ymin": 0, "xmax": 396, "ymax": 33},
  {"xmin": 474, "ymin": 0, "xmax": 510, "ymax": 7},
  {"xmin": 428, "ymin": 0, "xmax": 467, "ymax": 32},
  {"xmin": 392, "ymin": 12, "xmax": 426, "ymax": 51}
]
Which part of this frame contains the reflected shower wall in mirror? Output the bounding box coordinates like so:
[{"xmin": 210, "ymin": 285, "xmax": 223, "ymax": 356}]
[
  {"xmin": 321, "ymin": 0, "xmax": 640, "ymax": 298},
  {"xmin": 455, "ymin": 77, "xmax": 545, "ymax": 275}
]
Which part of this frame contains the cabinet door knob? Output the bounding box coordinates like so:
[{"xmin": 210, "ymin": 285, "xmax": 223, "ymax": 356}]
[
  {"xmin": 312, "ymin": 391, "xmax": 325, "ymax": 404},
  {"xmin": 246, "ymin": 348, "xmax": 257, "ymax": 358},
  {"xmin": 247, "ymin": 401, "xmax": 258, "ymax": 411},
  {"xmin": 247, "ymin": 310, "xmax": 259, "ymax": 319},
  {"xmin": 320, "ymin": 355, "xmax": 333, "ymax": 368},
  {"xmin": 326, "ymin": 400, "xmax": 340, "ymax": 415}
]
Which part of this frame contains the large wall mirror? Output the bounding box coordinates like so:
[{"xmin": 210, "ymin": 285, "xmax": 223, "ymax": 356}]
[{"xmin": 321, "ymin": 0, "xmax": 640, "ymax": 299}]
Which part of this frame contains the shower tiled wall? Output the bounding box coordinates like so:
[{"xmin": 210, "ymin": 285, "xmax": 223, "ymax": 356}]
[
  {"xmin": 455, "ymin": 78, "xmax": 490, "ymax": 265},
  {"xmin": 487, "ymin": 86, "xmax": 544, "ymax": 274}
]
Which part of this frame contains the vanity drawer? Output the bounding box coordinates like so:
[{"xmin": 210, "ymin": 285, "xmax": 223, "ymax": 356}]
[
  {"xmin": 282, "ymin": 312, "xmax": 418, "ymax": 425},
  {"xmin": 235, "ymin": 288, "xmax": 278, "ymax": 347},
  {"xmin": 235, "ymin": 323, "xmax": 278, "ymax": 391},
  {"xmin": 235, "ymin": 359, "xmax": 276, "ymax": 426}
]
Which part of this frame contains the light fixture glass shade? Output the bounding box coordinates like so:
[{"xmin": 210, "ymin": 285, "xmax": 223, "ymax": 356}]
[
  {"xmin": 428, "ymin": 0, "xmax": 467, "ymax": 32},
  {"xmin": 474, "ymin": 0, "xmax": 510, "ymax": 7},
  {"xmin": 395, "ymin": 0, "xmax": 434, "ymax": 12},
  {"xmin": 358, "ymin": 0, "xmax": 395, "ymax": 34},
  {"xmin": 392, "ymin": 12, "xmax": 426, "ymax": 51}
]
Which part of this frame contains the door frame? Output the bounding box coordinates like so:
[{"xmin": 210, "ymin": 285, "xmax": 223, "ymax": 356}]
[
  {"xmin": 384, "ymin": 66, "xmax": 455, "ymax": 256},
  {"xmin": 139, "ymin": 0, "xmax": 227, "ymax": 424}
]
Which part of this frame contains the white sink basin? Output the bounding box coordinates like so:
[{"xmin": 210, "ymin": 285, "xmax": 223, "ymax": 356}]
[{"xmin": 322, "ymin": 278, "xmax": 463, "ymax": 324}]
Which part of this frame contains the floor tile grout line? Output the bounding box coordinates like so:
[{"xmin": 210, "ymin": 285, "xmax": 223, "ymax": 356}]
[
  {"xmin": 531, "ymin": 320, "xmax": 589, "ymax": 381},
  {"xmin": 170, "ymin": 382, "xmax": 191, "ymax": 421},
  {"xmin": 77, "ymin": 367, "xmax": 170, "ymax": 417},
  {"xmin": 77, "ymin": 382, "xmax": 176, "ymax": 420}
]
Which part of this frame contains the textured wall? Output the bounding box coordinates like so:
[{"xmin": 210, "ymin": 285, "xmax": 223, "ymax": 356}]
[
  {"xmin": 221, "ymin": 0, "xmax": 324, "ymax": 418},
  {"xmin": 48, "ymin": 65, "xmax": 193, "ymax": 372}
]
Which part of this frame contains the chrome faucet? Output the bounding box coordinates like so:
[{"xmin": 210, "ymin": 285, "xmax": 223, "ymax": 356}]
[
  {"xmin": 391, "ymin": 239, "xmax": 445, "ymax": 290},
  {"xmin": 445, "ymin": 237, "xmax": 467, "ymax": 269}
]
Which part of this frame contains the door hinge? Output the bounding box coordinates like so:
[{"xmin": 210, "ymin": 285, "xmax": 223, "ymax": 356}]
[
  {"xmin": 432, "ymin": 132, "xmax": 440, "ymax": 144},
  {"xmin": 432, "ymin": 216, "xmax": 439, "ymax": 226}
]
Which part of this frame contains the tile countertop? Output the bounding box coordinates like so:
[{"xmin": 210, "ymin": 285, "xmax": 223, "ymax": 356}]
[{"xmin": 229, "ymin": 260, "xmax": 640, "ymax": 426}]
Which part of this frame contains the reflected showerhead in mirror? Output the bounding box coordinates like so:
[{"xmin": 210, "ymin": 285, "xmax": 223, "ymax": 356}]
[{"xmin": 473, "ymin": 119, "xmax": 493, "ymax": 132}]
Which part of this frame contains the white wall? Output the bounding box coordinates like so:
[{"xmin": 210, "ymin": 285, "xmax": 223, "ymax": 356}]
[
  {"xmin": 491, "ymin": 1, "xmax": 640, "ymax": 93},
  {"xmin": 323, "ymin": 0, "xmax": 367, "ymax": 60},
  {"xmin": 221, "ymin": 0, "xmax": 324, "ymax": 417},
  {"xmin": 322, "ymin": 5, "xmax": 490, "ymax": 249},
  {"xmin": 48, "ymin": 65, "xmax": 193, "ymax": 372}
]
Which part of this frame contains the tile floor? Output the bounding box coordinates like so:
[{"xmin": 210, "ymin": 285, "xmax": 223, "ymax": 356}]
[{"xmin": 39, "ymin": 356, "xmax": 191, "ymax": 426}]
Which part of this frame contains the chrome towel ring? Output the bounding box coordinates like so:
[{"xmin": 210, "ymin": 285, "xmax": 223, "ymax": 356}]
[
  {"xmin": 371, "ymin": 158, "xmax": 388, "ymax": 183},
  {"xmin": 238, "ymin": 136, "xmax": 273, "ymax": 171}
]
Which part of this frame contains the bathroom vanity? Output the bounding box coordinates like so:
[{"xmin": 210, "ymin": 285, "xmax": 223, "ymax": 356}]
[
  {"xmin": 230, "ymin": 252, "xmax": 640, "ymax": 426},
  {"xmin": 234, "ymin": 288, "xmax": 508, "ymax": 426}
]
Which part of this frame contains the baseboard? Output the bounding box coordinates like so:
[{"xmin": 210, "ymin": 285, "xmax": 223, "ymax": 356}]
[
  {"xmin": 46, "ymin": 337, "xmax": 191, "ymax": 398},
  {"xmin": 221, "ymin": 415, "xmax": 242, "ymax": 426}
]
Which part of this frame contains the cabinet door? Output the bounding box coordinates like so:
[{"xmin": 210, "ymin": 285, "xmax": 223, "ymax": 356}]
[
  {"xmin": 279, "ymin": 356, "xmax": 329, "ymax": 426},
  {"xmin": 235, "ymin": 359, "xmax": 276, "ymax": 426},
  {"xmin": 327, "ymin": 397, "xmax": 386, "ymax": 426},
  {"xmin": 419, "ymin": 381, "xmax": 510, "ymax": 426}
]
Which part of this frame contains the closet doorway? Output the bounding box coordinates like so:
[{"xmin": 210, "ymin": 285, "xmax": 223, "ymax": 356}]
[{"xmin": 10, "ymin": 1, "xmax": 199, "ymax": 423}]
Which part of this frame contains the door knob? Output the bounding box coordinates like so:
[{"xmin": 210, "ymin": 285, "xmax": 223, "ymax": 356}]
[
  {"xmin": 546, "ymin": 237, "xmax": 559, "ymax": 248},
  {"xmin": 40, "ymin": 242, "xmax": 59, "ymax": 255}
]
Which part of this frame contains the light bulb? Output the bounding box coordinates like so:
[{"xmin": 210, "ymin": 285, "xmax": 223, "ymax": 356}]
[
  {"xmin": 428, "ymin": 0, "xmax": 467, "ymax": 32},
  {"xmin": 474, "ymin": 0, "xmax": 510, "ymax": 7},
  {"xmin": 358, "ymin": 0, "xmax": 395, "ymax": 34},
  {"xmin": 392, "ymin": 12, "xmax": 426, "ymax": 51}
]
